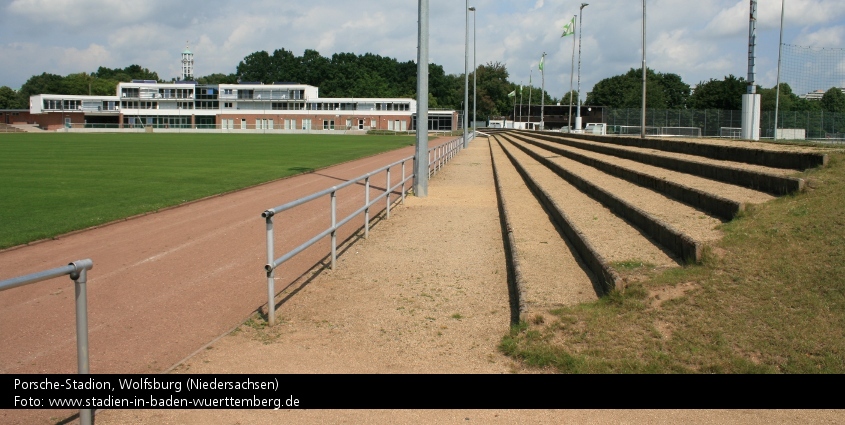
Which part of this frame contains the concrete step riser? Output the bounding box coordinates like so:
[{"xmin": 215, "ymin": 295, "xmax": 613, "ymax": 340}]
[
  {"xmin": 504, "ymin": 133, "xmax": 745, "ymax": 221},
  {"xmin": 494, "ymin": 137, "xmax": 621, "ymax": 295},
  {"xmin": 503, "ymin": 138, "xmax": 702, "ymax": 264},
  {"xmin": 545, "ymin": 131, "xmax": 828, "ymax": 170},
  {"xmin": 526, "ymin": 132, "xmax": 804, "ymax": 196}
]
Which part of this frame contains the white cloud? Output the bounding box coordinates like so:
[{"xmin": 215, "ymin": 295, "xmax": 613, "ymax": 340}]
[
  {"xmin": 794, "ymin": 26, "xmax": 845, "ymax": 47},
  {"xmin": 703, "ymin": 1, "xmax": 749, "ymax": 37},
  {"xmin": 0, "ymin": 0, "xmax": 842, "ymax": 99}
]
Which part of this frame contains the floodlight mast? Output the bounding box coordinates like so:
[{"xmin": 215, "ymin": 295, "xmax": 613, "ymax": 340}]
[
  {"xmin": 414, "ymin": 0, "xmax": 429, "ymax": 197},
  {"xmin": 463, "ymin": 0, "xmax": 469, "ymax": 148},
  {"xmin": 641, "ymin": 0, "xmax": 647, "ymax": 138}
]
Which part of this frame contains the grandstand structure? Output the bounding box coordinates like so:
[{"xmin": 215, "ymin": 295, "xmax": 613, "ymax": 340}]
[{"xmin": 24, "ymin": 48, "xmax": 457, "ymax": 132}]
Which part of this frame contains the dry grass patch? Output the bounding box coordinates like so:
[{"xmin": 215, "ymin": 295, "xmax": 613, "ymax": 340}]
[{"xmin": 501, "ymin": 148, "xmax": 845, "ymax": 374}]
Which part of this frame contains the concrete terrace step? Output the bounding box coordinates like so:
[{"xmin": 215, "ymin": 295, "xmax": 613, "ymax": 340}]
[
  {"xmin": 10, "ymin": 123, "xmax": 45, "ymax": 132},
  {"xmin": 505, "ymin": 132, "xmax": 777, "ymax": 221},
  {"xmin": 492, "ymin": 135, "xmax": 678, "ymax": 293},
  {"xmin": 488, "ymin": 137, "xmax": 599, "ymax": 320},
  {"xmin": 519, "ymin": 131, "xmax": 806, "ymax": 195},
  {"xmin": 555, "ymin": 132, "xmax": 828, "ymax": 170},
  {"xmin": 498, "ymin": 134, "xmax": 703, "ymax": 263},
  {"xmin": 0, "ymin": 123, "xmax": 26, "ymax": 133}
]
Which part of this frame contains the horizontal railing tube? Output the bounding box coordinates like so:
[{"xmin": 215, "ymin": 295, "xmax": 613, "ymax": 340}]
[{"xmin": 262, "ymin": 137, "xmax": 464, "ymax": 325}]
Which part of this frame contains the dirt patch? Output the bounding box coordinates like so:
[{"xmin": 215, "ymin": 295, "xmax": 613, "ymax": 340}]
[{"xmin": 648, "ymin": 281, "xmax": 700, "ymax": 310}]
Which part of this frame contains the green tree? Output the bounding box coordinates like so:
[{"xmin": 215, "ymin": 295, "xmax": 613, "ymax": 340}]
[
  {"xmin": 586, "ymin": 68, "xmax": 688, "ymax": 109},
  {"xmin": 472, "ymin": 62, "xmax": 513, "ymax": 118},
  {"xmin": 61, "ymin": 73, "xmax": 116, "ymax": 96},
  {"xmin": 18, "ymin": 73, "xmax": 65, "ymax": 99},
  {"xmin": 236, "ymin": 51, "xmax": 273, "ymax": 83},
  {"xmin": 0, "ymin": 86, "xmax": 24, "ymax": 109},
  {"xmin": 92, "ymin": 65, "xmax": 159, "ymax": 82},
  {"xmin": 688, "ymin": 75, "xmax": 747, "ymax": 110},
  {"xmin": 760, "ymin": 83, "xmax": 799, "ymax": 111},
  {"xmin": 197, "ymin": 73, "xmax": 238, "ymax": 84},
  {"xmin": 820, "ymin": 87, "xmax": 845, "ymax": 113}
]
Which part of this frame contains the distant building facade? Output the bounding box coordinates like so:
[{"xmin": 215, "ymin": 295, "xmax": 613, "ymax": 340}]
[
  {"xmin": 29, "ymin": 81, "xmax": 457, "ymax": 132},
  {"xmin": 24, "ymin": 46, "xmax": 457, "ymax": 132}
]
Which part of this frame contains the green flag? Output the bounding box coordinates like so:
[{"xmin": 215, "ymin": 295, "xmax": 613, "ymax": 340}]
[
  {"xmin": 520, "ymin": 85, "xmax": 523, "ymax": 94},
  {"xmin": 538, "ymin": 56, "xmax": 545, "ymax": 72},
  {"xmin": 508, "ymin": 90, "xmax": 516, "ymax": 98},
  {"xmin": 561, "ymin": 16, "xmax": 575, "ymax": 37}
]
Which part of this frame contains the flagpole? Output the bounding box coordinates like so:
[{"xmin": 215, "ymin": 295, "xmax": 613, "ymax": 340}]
[
  {"xmin": 576, "ymin": 3, "xmax": 588, "ymax": 133},
  {"xmin": 567, "ymin": 15, "xmax": 576, "ymax": 132},
  {"xmin": 540, "ymin": 52, "xmax": 546, "ymax": 131},
  {"xmin": 528, "ymin": 69, "xmax": 533, "ymax": 129},
  {"xmin": 519, "ymin": 83, "xmax": 523, "ymax": 125},
  {"xmin": 562, "ymin": 15, "xmax": 580, "ymax": 132}
]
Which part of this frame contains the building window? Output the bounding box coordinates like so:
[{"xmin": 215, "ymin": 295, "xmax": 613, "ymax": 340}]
[
  {"xmin": 224, "ymin": 102, "xmax": 234, "ymax": 109},
  {"xmin": 323, "ymin": 120, "xmax": 334, "ymax": 130}
]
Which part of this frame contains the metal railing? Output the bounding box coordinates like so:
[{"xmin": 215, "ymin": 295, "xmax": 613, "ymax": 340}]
[
  {"xmin": 1, "ymin": 259, "xmax": 94, "ymax": 425},
  {"xmin": 261, "ymin": 136, "xmax": 468, "ymax": 326}
]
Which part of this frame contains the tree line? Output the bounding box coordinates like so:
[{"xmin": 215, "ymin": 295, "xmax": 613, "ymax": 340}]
[
  {"xmin": 587, "ymin": 67, "xmax": 845, "ymax": 113},
  {"xmin": 2, "ymin": 50, "xmax": 843, "ymax": 116}
]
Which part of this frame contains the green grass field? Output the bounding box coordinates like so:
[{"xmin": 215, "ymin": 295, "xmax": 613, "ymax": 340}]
[{"xmin": 0, "ymin": 133, "xmax": 415, "ymax": 249}]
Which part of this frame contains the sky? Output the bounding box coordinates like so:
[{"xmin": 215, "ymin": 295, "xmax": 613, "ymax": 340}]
[{"xmin": 1, "ymin": 0, "xmax": 843, "ymax": 99}]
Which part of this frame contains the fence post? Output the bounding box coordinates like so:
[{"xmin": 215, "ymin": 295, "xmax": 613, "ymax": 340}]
[
  {"xmin": 331, "ymin": 190, "xmax": 337, "ymax": 269},
  {"xmin": 401, "ymin": 161, "xmax": 407, "ymax": 205},
  {"xmin": 71, "ymin": 262, "xmax": 93, "ymax": 425},
  {"xmin": 365, "ymin": 176, "xmax": 371, "ymax": 239},
  {"xmin": 386, "ymin": 167, "xmax": 392, "ymax": 220},
  {"xmin": 265, "ymin": 214, "xmax": 275, "ymax": 326}
]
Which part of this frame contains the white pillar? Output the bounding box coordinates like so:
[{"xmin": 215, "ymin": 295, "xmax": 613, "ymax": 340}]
[{"xmin": 741, "ymin": 94, "xmax": 761, "ymax": 141}]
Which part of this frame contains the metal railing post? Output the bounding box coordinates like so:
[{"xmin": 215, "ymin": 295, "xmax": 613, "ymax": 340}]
[
  {"xmin": 386, "ymin": 167, "xmax": 392, "ymax": 219},
  {"xmin": 331, "ymin": 190, "xmax": 337, "ymax": 269},
  {"xmin": 71, "ymin": 264, "xmax": 93, "ymax": 425},
  {"xmin": 428, "ymin": 150, "xmax": 433, "ymax": 178},
  {"xmin": 401, "ymin": 161, "xmax": 407, "ymax": 205},
  {"xmin": 71, "ymin": 266, "xmax": 90, "ymax": 375},
  {"xmin": 365, "ymin": 176, "xmax": 371, "ymax": 239},
  {"xmin": 1, "ymin": 259, "xmax": 94, "ymax": 425},
  {"xmin": 265, "ymin": 214, "xmax": 275, "ymax": 326}
]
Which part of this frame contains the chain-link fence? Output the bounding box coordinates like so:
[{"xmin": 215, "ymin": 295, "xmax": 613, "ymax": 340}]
[{"xmin": 606, "ymin": 108, "xmax": 845, "ymax": 141}]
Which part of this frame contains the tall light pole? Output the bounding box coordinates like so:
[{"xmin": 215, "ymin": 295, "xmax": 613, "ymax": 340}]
[
  {"xmin": 565, "ymin": 14, "xmax": 576, "ymax": 132},
  {"xmin": 774, "ymin": 0, "xmax": 785, "ymax": 139},
  {"xmin": 741, "ymin": 0, "xmax": 761, "ymax": 141},
  {"xmin": 470, "ymin": 6, "xmax": 477, "ymax": 133},
  {"xmin": 463, "ymin": 0, "xmax": 470, "ymax": 147},
  {"xmin": 575, "ymin": 3, "xmax": 588, "ymax": 133},
  {"xmin": 414, "ymin": 0, "xmax": 429, "ymax": 197},
  {"xmin": 641, "ymin": 0, "xmax": 647, "ymax": 138}
]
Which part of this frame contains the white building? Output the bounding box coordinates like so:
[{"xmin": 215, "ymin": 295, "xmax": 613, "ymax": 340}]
[{"xmin": 27, "ymin": 48, "xmax": 457, "ymax": 132}]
